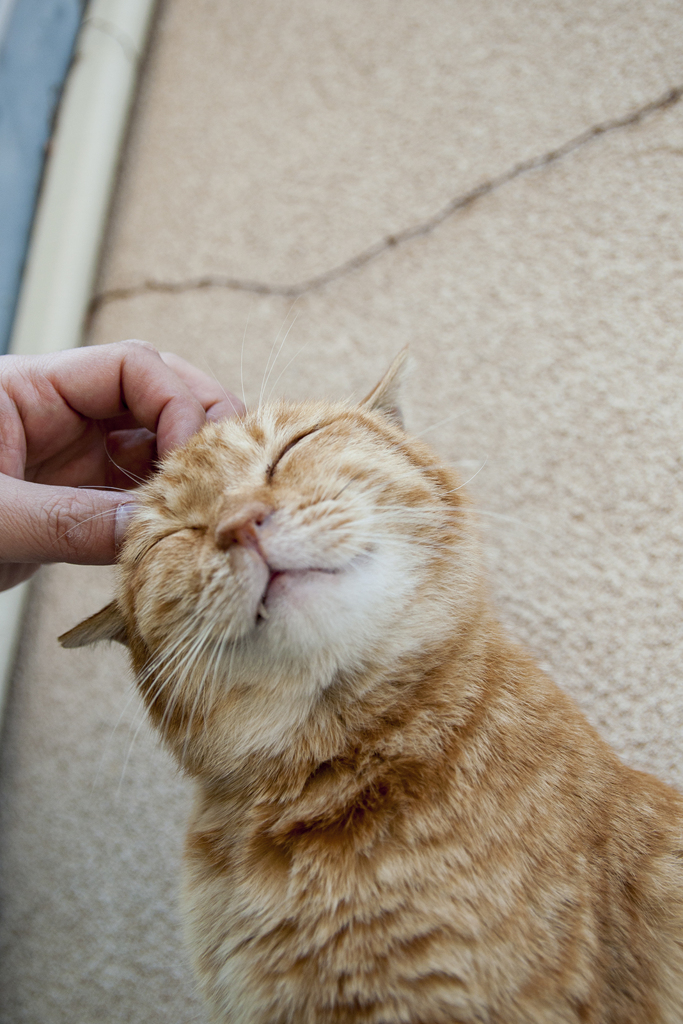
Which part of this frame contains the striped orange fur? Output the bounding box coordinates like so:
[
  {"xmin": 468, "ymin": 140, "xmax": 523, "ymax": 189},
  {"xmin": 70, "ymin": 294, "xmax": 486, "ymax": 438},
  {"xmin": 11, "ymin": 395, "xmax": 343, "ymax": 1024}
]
[{"xmin": 61, "ymin": 354, "xmax": 683, "ymax": 1023}]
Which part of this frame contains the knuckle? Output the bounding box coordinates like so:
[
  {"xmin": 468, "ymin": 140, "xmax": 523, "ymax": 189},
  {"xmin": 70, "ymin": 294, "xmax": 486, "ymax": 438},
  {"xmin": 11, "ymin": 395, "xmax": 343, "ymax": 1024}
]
[{"xmin": 118, "ymin": 339, "xmax": 158, "ymax": 355}]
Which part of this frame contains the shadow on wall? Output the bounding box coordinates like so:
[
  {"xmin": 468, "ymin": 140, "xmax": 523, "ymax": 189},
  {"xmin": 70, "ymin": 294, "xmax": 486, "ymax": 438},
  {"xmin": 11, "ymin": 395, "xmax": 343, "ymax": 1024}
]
[{"xmin": 0, "ymin": 0, "xmax": 83, "ymax": 355}]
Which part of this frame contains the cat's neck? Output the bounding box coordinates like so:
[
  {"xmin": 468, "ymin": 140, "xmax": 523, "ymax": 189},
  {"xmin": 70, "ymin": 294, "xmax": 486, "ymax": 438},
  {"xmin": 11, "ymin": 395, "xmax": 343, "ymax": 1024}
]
[{"xmin": 190, "ymin": 597, "xmax": 502, "ymax": 804}]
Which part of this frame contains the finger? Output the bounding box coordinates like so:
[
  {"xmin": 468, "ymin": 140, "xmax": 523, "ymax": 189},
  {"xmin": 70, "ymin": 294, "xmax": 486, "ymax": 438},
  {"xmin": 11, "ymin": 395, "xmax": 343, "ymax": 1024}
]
[
  {"xmin": 160, "ymin": 351, "xmax": 245, "ymax": 420},
  {"xmin": 39, "ymin": 341, "xmax": 207, "ymax": 455},
  {"xmin": 0, "ymin": 375, "xmax": 27, "ymax": 479},
  {"xmin": 0, "ymin": 475, "xmax": 136, "ymax": 565}
]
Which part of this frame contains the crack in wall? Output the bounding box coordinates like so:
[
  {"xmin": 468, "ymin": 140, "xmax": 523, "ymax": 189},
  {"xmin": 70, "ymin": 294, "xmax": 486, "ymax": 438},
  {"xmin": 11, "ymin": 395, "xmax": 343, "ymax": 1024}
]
[{"xmin": 91, "ymin": 84, "xmax": 683, "ymax": 315}]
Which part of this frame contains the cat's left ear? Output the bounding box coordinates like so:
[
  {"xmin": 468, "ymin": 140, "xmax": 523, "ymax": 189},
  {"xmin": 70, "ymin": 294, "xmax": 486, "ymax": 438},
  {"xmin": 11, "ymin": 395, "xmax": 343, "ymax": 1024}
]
[
  {"xmin": 59, "ymin": 601, "xmax": 129, "ymax": 649},
  {"xmin": 360, "ymin": 347, "xmax": 408, "ymax": 428}
]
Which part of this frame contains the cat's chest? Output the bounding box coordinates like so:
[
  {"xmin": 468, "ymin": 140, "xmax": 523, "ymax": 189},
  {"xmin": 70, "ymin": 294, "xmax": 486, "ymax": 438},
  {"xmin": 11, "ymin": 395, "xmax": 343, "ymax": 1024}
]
[
  {"xmin": 180, "ymin": 789, "xmax": 602, "ymax": 1024},
  {"xmin": 183, "ymin": 778, "xmax": 499, "ymax": 951}
]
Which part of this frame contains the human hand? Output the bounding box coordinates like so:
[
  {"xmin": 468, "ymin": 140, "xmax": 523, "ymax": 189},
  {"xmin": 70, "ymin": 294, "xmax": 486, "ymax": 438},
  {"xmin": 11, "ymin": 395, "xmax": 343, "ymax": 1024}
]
[{"xmin": 0, "ymin": 340, "xmax": 244, "ymax": 591}]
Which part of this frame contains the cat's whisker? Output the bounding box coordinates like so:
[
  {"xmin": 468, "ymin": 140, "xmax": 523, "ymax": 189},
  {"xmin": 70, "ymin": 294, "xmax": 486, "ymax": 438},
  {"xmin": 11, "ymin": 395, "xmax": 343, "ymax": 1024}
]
[
  {"xmin": 201, "ymin": 356, "xmax": 243, "ymax": 419},
  {"xmin": 157, "ymin": 617, "xmax": 227, "ymax": 743},
  {"xmin": 240, "ymin": 302, "xmax": 252, "ymax": 415},
  {"xmin": 91, "ymin": 683, "xmax": 147, "ymax": 798},
  {"xmin": 179, "ymin": 621, "xmax": 221, "ymax": 762},
  {"xmin": 142, "ymin": 675, "xmax": 180, "ymax": 743},
  {"xmin": 259, "ymin": 301, "xmax": 299, "ymax": 410},
  {"xmin": 118, "ymin": 623, "xmax": 201, "ymax": 779},
  {"xmin": 76, "ymin": 484, "xmax": 132, "ymax": 492},
  {"xmin": 330, "ymin": 476, "xmax": 361, "ymax": 501},
  {"xmin": 134, "ymin": 626, "xmax": 204, "ymax": 735},
  {"xmin": 261, "ymin": 309, "xmax": 300, "ymax": 409},
  {"xmin": 413, "ymin": 411, "xmax": 466, "ymax": 438},
  {"xmin": 475, "ymin": 509, "xmax": 546, "ymax": 536},
  {"xmin": 116, "ymin": 645, "xmax": 191, "ymax": 796},
  {"xmin": 214, "ymin": 628, "xmax": 235, "ymax": 693},
  {"xmin": 116, "ymin": 700, "xmax": 156, "ymax": 798},
  {"xmin": 200, "ymin": 629, "xmax": 229, "ymax": 738},
  {"xmin": 168, "ymin": 613, "xmax": 220, "ymax": 679},
  {"xmin": 136, "ymin": 608, "xmax": 238, "ymax": 754},
  {"xmin": 147, "ymin": 634, "xmax": 202, "ymax": 729},
  {"xmin": 443, "ymin": 456, "xmax": 489, "ymax": 493},
  {"xmin": 60, "ymin": 506, "xmax": 119, "ymax": 539},
  {"xmin": 115, "ymin": 693, "xmax": 158, "ymax": 788},
  {"xmin": 192, "ymin": 655, "xmax": 222, "ymax": 752},
  {"xmin": 210, "ymin": 622, "xmax": 236, "ymax": 688},
  {"xmin": 265, "ymin": 338, "xmax": 312, "ymax": 405},
  {"xmin": 137, "ymin": 626, "xmax": 195, "ymax": 688},
  {"xmin": 103, "ymin": 437, "xmax": 147, "ymax": 486}
]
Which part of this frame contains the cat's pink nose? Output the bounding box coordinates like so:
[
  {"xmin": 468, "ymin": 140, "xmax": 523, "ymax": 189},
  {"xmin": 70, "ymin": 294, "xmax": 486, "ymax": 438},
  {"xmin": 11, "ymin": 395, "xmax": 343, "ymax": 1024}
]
[{"xmin": 215, "ymin": 502, "xmax": 271, "ymax": 553}]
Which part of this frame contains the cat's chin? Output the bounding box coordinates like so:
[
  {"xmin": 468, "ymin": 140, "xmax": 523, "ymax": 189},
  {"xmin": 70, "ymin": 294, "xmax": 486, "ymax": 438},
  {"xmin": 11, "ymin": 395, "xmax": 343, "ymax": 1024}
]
[{"xmin": 240, "ymin": 550, "xmax": 420, "ymax": 680}]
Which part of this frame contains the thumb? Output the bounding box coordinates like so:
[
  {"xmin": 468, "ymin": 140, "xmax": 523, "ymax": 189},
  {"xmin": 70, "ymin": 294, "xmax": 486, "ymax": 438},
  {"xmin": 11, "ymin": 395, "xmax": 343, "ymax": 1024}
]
[{"xmin": 0, "ymin": 475, "xmax": 137, "ymax": 565}]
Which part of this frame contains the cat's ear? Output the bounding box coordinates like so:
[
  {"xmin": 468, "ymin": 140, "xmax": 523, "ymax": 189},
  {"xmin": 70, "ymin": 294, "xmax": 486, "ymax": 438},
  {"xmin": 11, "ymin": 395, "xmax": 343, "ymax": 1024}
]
[
  {"xmin": 59, "ymin": 601, "xmax": 129, "ymax": 649},
  {"xmin": 360, "ymin": 347, "xmax": 408, "ymax": 428}
]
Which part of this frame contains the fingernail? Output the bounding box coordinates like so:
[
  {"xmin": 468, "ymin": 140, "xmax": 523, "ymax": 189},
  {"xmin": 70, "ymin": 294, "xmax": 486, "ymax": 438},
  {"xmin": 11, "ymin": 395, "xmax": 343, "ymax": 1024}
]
[{"xmin": 115, "ymin": 502, "xmax": 138, "ymax": 552}]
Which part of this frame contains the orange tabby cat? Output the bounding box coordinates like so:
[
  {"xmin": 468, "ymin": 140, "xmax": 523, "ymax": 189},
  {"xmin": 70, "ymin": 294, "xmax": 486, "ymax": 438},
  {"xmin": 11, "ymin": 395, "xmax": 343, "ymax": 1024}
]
[{"xmin": 61, "ymin": 353, "xmax": 683, "ymax": 1023}]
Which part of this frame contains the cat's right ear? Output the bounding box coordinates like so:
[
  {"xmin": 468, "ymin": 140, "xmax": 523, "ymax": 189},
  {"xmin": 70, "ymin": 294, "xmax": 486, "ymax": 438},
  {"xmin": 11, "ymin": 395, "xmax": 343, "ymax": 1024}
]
[
  {"xmin": 360, "ymin": 347, "xmax": 408, "ymax": 428},
  {"xmin": 59, "ymin": 601, "xmax": 129, "ymax": 649}
]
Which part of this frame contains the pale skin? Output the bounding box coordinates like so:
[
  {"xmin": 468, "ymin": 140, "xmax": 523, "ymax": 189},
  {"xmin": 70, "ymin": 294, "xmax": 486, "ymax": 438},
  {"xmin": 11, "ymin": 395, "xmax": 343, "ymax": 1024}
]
[{"xmin": 0, "ymin": 340, "xmax": 243, "ymax": 592}]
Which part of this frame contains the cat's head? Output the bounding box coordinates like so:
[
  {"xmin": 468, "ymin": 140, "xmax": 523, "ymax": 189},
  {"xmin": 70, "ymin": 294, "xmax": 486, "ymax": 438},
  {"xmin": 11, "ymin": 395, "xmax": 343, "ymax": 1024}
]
[{"xmin": 60, "ymin": 353, "xmax": 483, "ymax": 774}]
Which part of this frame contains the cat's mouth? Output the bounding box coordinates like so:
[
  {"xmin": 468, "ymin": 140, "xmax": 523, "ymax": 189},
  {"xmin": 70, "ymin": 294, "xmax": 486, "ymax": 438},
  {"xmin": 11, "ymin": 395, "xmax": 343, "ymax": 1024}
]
[
  {"xmin": 256, "ymin": 569, "xmax": 283, "ymax": 619},
  {"xmin": 255, "ymin": 565, "xmax": 343, "ymax": 623}
]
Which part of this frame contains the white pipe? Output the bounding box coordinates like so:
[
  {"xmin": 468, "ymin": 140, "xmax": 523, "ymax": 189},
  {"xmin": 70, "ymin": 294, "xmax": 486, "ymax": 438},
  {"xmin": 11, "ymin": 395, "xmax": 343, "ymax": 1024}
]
[
  {"xmin": 1, "ymin": 0, "xmax": 157, "ymax": 728},
  {"xmin": 0, "ymin": 582, "xmax": 30, "ymax": 726}
]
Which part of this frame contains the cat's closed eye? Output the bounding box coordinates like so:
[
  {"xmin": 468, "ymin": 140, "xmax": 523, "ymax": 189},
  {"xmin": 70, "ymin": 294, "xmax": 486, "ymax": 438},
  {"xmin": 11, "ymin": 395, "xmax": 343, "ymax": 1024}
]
[{"xmin": 266, "ymin": 425, "xmax": 321, "ymax": 480}]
